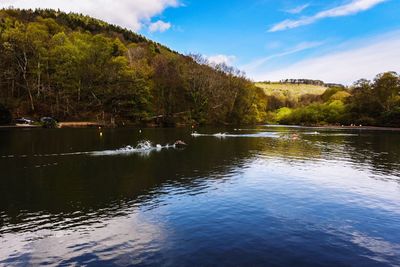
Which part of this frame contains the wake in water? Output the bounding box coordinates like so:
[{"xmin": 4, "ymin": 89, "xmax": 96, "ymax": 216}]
[
  {"xmin": 191, "ymin": 131, "xmax": 280, "ymax": 138},
  {"xmin": 90, "ymin": 140, "xmax": 182, "ymax": 156},
  {"xmin": 191, "ymin": 131, "xmax": 358, "ymax": 139},
  {"xmin": 1, "ymin": 140, "xmax": 183, "ymax": 159}
]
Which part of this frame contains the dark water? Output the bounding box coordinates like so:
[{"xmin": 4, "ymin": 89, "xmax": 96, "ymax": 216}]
[{"xmin": 1, "ymin": 126, "xmax": 400, "ymax": 266}]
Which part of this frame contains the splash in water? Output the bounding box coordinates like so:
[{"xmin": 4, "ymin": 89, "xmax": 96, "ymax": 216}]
[{"xmin": 91, "ymin": 140, "xmax": 177, "ymax": 156}]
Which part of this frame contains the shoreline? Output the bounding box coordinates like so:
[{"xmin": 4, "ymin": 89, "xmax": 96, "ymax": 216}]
[
  {"xmin": 0, "ymin": 124, "xmax": 41, "ymax": 129},
  {"xmin": 58, "ymin": 122, "xmax": 105, "ymax": 128},
  {"xmin": 265, "ymin": 124, "xmax": 400, "ymax": 131},
  {"xmin": 1, "ymin": 122, "xmax": 400, "ymax": 131},
  {"xmin": 302, "ymin": 125, "xmax": 400, "ymax": 131},
  {"xmin": 0, "ymin": 121, "xmax": 105, "ymax": 129}
]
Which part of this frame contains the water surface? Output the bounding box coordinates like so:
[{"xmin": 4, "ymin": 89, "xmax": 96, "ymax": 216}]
[{"xmin": 1, "ymin": 126, "xmax": 400, "ymax": 266}]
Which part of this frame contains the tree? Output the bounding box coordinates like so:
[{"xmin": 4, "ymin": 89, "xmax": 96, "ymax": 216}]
[{"xmin": 373, "ymin": 72, "xmax": 400, "ymax": 112}]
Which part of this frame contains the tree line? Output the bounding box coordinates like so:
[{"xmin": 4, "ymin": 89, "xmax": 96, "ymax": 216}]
[{"xmin": 0, "ymin": 9, "xmax": 267, "ymax": 126}]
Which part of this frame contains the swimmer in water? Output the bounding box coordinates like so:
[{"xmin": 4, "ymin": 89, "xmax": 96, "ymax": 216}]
[{"xmin": 174, "ymin": 140, "xmax": 187, "ymax": 147}]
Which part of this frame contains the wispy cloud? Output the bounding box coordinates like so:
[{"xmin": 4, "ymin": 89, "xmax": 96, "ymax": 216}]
[
  {"xmin": 251, "ymin": 31, "xmax": 400, "ymax": 84},
  {"xmin": 0, "ymin": 0, "xmax": 181, "ymax": 31},
  {"xmin": 242, "ymin": 41, "xmax": 324, "ymax": 72},
  {"xmin": 149, "ymin": 20, "xmax": 171, "ymax": 33},
  {"xmin": 269, "ymin": 0, "xmax": 387, "ymax": 32},
  {"xmin": 285, "ymin": 3, "xmax": 310, "ymax": 14},
  {"xmin": 207, "ymin": 54, "xmax": 236, "ymax": 66}
]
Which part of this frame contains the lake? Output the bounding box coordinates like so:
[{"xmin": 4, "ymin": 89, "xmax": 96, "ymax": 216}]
[{"xmin": 0, "ymin": 126, "xmax": 400, "ymax": 266}]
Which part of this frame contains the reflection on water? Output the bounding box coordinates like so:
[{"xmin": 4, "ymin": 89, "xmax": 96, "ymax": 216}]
[{"xmin": 0, "ymin": 126, "xmax": 399, "ymax": 266}]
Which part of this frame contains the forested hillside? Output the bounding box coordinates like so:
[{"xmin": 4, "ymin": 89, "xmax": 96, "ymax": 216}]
[{"xmin": 0, "ymin": 9, "xmax": 267, "ymax": 126}]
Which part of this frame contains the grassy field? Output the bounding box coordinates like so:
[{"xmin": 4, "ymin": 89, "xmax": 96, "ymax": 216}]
[{"xmin": 255, "ymin": 82, "xmax": 327, "ymax": 98}]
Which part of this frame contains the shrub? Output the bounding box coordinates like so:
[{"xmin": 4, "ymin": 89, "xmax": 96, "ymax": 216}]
[{"xmin": 275, "ymin": 107, "xmax": 293, "ymax": 122}]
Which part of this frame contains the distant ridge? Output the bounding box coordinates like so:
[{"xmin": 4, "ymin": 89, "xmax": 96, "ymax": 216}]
[{"xmin": 260, "ymin": 79, "xmax": 345, "ymax": 88}]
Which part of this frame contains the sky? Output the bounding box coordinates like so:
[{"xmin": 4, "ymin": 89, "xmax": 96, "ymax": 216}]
[{"xmin": 1, "ymin": 0, "xmax": 400, "ymax": 84}]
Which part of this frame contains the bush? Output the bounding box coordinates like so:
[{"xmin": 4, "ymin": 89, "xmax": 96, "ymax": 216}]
[
  {"xmin": 41, "ymin": 119, "xmax": 58, "ymax": 128},
  {"xmin": 325, "ymin": 100, "xmax": 346, "ymax": 123},
  {"xmin": 275, "ymin": 107, "xmax": 292, "ymax": 122}
]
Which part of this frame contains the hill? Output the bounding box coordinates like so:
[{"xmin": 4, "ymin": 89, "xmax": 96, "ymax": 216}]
[
  {"xmin": 0, "ymin": 9, "xmax": 267, "ymax": 126},
  {"xmin": 255, "ymin": 82, "xmax": 328, "ymax": 99}
]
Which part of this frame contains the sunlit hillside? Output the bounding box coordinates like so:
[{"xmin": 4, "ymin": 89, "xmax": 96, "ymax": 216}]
[{"xmin": 255, "ymin": 82, "xmax": 328, "ymax": 98}]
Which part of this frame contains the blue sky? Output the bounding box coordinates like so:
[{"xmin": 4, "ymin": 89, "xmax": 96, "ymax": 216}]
[{"xmin": 2, "ymin": 0, "xmax": 400, "ymax": 84}]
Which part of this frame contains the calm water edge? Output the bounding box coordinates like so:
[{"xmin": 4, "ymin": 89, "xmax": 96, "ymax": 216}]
[{"xmin": 0, "ymin": 126, "xmax": 400, "ymax": 266}]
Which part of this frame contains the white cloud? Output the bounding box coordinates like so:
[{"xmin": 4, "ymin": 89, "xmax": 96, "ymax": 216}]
[
  {"xmin": 0, "ymin": 206, "xmax": 167, "ymax": 265},
  {"xmin": 207, "ymin": 54, "xmax": 236, "ymax": 66},
  {"xmin": 0, "ymin": 0, "xmax": 180, "ymax": 31},
  {"xmin": 285, "ymin": 3, "xmax": 310, "ymax": 14},
  {"xmin": 149, "ymin": 20, "xmax": 171, "ymax": 32},
  {"xmin": 269, "ymin": 0, "xmax": 386, "ymax": 32},
  {"xmin": 250, "ymin": 32, "xmax": 400, "ymax": 84},
  {"xmin": 242, "ymin": 41, "xmax": 324, "ymax": 72}
]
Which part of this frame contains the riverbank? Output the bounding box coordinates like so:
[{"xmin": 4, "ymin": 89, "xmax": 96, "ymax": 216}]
[
  {"xmin": 304, "ymin": 125, "xmax": 400, "ymax": 131},
  {"xmin": 0, "ymin": 121, "xmax": 105, "ymax": 129},
  {"xmin": 267, "ymin": 124, "xmax": 400, "ymax": 131},
  {"xmin": 58, "ymin": 122, "xmax": 105, "ymax": 128},
  {"xmin": 1, "ymin": 122, "xmax": 400, "ymax": 131},
  {"xmin": 0, "ymin": 124, "xmax": 41, "ymax": 129}
]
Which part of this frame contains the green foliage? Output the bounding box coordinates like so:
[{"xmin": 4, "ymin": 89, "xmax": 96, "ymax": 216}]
[
  {"xmin": 0, "ymin": 9, "xmax": 264, "ymax": 126},
  {"xmin": 281, "ymin": 105, "xmax": 324, "ymax": 125},
  {"xmin": 321, "ymin": 87, "xmax": 349, "ymax": 102},
  {"xmin": 270, "ymin": 97, "xmax": 352, "ymax": 126},
  {"xmin": 266, "ymin": 72, "xmax": 400, "ymax": 127},
  {"xmin": 230, "ymin": 85, "xmax": 268, "ymax": 124},
  {"xmin": 329, "ymin": 91, "xmax": 351, "ymax": 101},
  {"xmin": 346, "ymin": 72, "xmax": 400, "ymax": 126},
  {"xmin": 275, "ymin": 107, "xmax": 293, "ymax": 122},
  {"xmin": 2, "ymin": 9, "xmax": 399, "ymax": 127}
]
